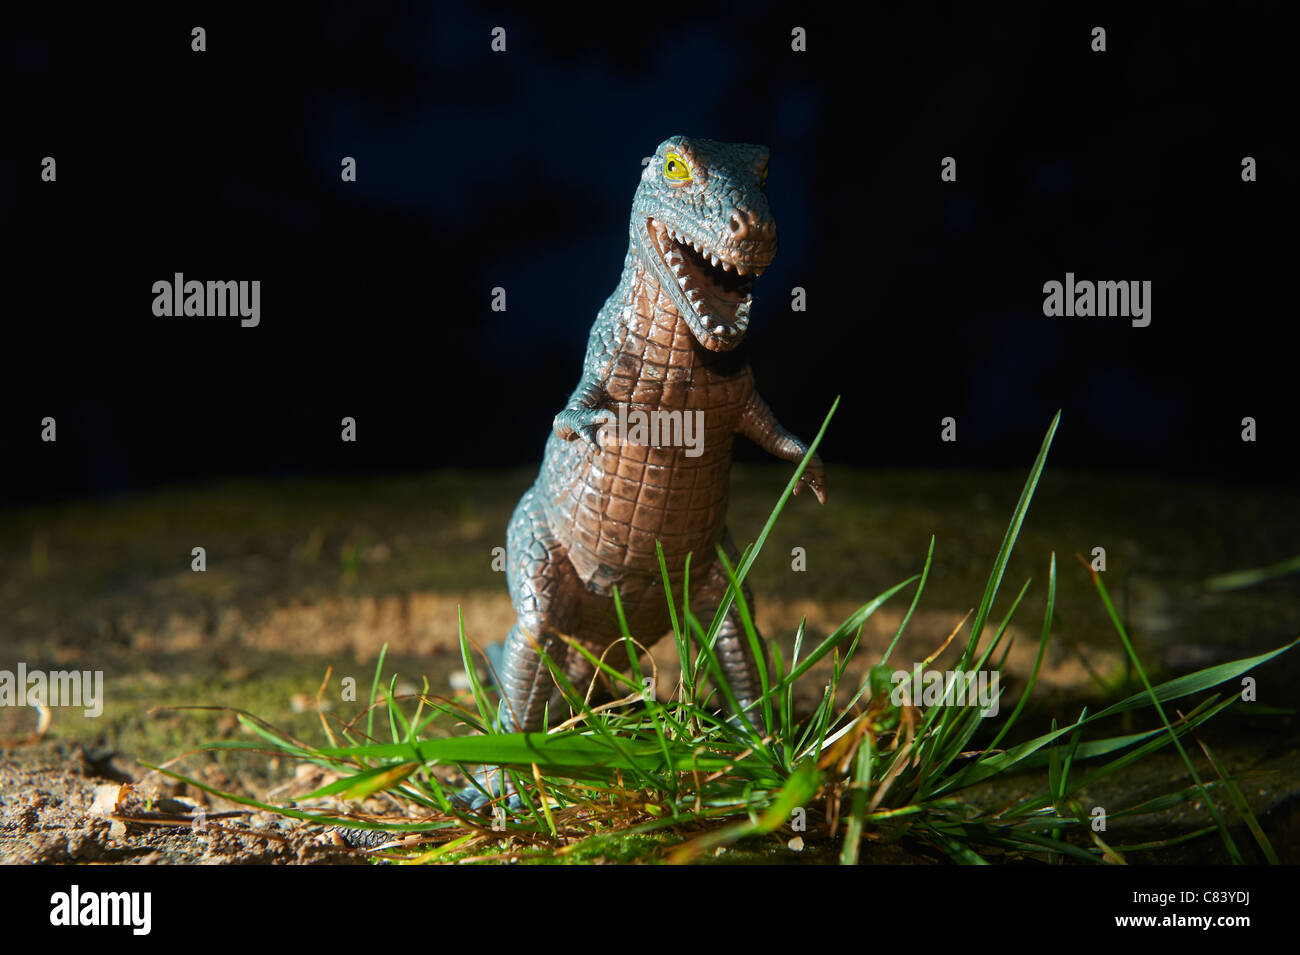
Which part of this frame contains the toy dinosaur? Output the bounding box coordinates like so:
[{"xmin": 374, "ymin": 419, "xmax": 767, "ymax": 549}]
[{"xmin": 461, "ymin": 135, "xmax": 825, "ymax": 808}]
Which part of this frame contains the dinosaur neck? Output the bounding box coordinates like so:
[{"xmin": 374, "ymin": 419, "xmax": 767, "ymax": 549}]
[
  {"xmin": 611, "ymin": 241, "xmax": 749, "ymax": 381},
  {"xmin": 613, "ymin": 244, "xmax": 696, "ymax": 353}
]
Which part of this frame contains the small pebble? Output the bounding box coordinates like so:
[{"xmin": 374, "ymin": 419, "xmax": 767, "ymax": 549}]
[{"xmin": 89, "ymin": 784, "xmax": 122, "ymax": 817}]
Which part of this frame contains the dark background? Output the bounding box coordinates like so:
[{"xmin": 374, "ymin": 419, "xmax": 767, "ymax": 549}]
[{"xmin": 3, "ymin": 3, "xmax": 1293, "ymax": 504}]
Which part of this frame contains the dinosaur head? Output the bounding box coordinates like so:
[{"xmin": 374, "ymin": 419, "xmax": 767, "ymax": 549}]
[{"xmin": 630, "ymin": 136, "xmax": 776, "ymax": 352}]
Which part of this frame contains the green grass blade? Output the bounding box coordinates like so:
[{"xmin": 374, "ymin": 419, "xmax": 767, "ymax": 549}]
[
  {"xmin": 983, "ymin": 552, "xmax": 1056, "ymax": 753},
  {"xmin": 1205, "ymin": 553, "xmax": 1300, "ymax": 591},
  {"xmin": 777, "ymin": 576, "xmax": 918, "ymax": 692},
  {"xmin": 1084, "ymin": 559, "xmax": 1242, "ymax": 862},
  {"xmin": 699, "ymin": 397, "xmax": 840, "ymax": 647},
  {"xmin": 715, "ymin": 546, "xmax": 773, "ymax": 734},
  {"xmin": 1196, "ymin": 737, "xmax": 1279, "ymax": 864},
  {"xmin": 367, "ymin": 641, "xmax": 389, "ymax": 741},
  {"xmin": 839, "ymin": 731, "xmax": 873, "ymax": 865},
  {"xmin": 960, "ymin": 410, "xmax": 1060, "ymax": 670},
  {"xmin": 457, "ymin": 606, "xmax": 498, "ymax": 730},
  {"xmin": 880, "ymin": 535, "xmax": 935, "ymax": 666}
]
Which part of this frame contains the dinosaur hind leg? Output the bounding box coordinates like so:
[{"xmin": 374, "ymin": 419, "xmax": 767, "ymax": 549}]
[
  {"xmin": 455, "ymin": 488, "xmax": 580, "ymax": 813},
  {"xmin": 692, "ymin": 531, "xmax": 767, "ymax": 727},
  {"xmin": 498, "ymin": 486, "xmax": 581, "ymax": 734}
]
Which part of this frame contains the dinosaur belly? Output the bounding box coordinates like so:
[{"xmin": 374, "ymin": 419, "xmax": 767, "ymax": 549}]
[
  {"xmin": 542, "ymin": 377, "xmax": 749, "ymax": 589},
  {"xmin": 540, "ymin": 266, "xmax": 755, "ymax": 591}
]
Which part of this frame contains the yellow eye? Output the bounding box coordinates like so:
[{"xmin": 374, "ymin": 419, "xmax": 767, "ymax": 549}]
[
  {"xmin": 663, "ymin": 152, "xmax": 691, "ymax": 181},
  {"xmin": 760, "ymin": 167, "xmax": 769, "ymax": 188}
]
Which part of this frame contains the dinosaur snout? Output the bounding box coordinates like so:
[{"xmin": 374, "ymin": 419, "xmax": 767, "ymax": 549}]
[{"xmin": 728, "ymin": 209, "xmax": 775, "ymax": 242}]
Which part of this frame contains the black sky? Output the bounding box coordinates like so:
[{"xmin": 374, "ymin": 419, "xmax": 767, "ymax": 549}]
[{"xmin": 3, "ymin": 3, "xmax": 1294, "ymax": 503}]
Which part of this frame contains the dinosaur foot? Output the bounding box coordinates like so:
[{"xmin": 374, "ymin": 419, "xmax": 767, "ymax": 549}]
[{"xmin": 451, "ymin": 774, "xmax": 523, "ymax": 815}]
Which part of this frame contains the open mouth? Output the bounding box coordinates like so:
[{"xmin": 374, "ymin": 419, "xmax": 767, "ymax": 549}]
[{"xmin": 646, "ymin": 217, "xmax": 770, "ymax": 344}]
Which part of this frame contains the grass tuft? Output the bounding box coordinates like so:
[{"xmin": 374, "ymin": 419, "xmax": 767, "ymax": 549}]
[{"xmin": 151, "ymin": 407, "xmax": 1296, "ymax": 863}]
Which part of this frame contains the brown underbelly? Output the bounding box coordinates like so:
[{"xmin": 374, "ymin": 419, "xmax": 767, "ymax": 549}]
[{"xmin": 544, "ymin": 434, "xmax": 734, "ymax": 583}]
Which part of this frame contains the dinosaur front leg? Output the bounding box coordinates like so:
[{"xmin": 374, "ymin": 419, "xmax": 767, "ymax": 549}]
[
  {"xmin": 738, "ymin": 389, "xmax": 827, "ymax": 504},
  {"xmin": 553, "ymin": 365, "xmax": 614, "ymax": 451},
  {"xmin": 554, "ymin": 405, "xmax": 614, "ymax": 452}
]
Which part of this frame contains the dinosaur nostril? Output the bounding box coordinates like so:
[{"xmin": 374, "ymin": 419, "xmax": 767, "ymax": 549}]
[{"xmin": 730, "ymin": 212, "xmax": 747, "ymax": 237}]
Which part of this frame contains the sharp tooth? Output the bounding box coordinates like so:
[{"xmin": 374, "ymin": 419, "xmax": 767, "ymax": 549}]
[
  {"xmin": 687, "ymin": 288, "xmax": 704, "ymax": 302},
  {"xmin": 713, "ymin": 325, "xmax": 726, "ymax": 335},
  {"xmin": 735, "ymin": 302, "xmax": 750, "ymax": 318},
  {"xmin": 677, "ymin": 275, "xmax": 690, "ymax": 288}
]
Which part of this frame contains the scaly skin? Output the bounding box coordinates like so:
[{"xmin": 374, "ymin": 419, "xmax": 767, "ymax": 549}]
[{"xmin": 460, "ymin": 136, "xmax": 826, "ymax": 810}]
